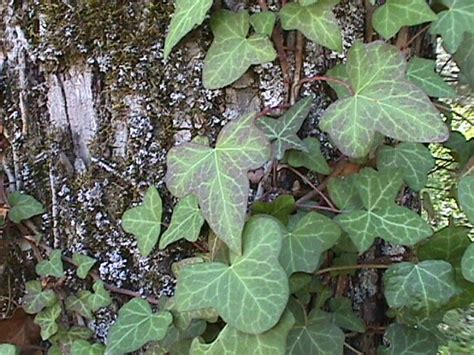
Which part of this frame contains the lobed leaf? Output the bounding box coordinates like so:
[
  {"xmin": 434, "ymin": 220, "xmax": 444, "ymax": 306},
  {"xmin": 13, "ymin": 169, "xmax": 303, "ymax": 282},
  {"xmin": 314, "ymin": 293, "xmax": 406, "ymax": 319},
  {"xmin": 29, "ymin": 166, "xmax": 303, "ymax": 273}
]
[
  {"xmin": 66, "ymin": 291, "xmax": 93, "ymax": 319},
  {"xmin": 329, "ymin": 297, "xmax": 366, "ymax": 333},
  {"xmin": 252, "ymin": 195, "xmax": 296, "ymax": 225},
  {"xmin": 73, "ymin": 253, "xmax": 96, "ymax": 279},
  {"xmin": 36, "ymin": 250, "xmax": 64, "ymax": 278},
  {"xmin": 461, "ymin": 244, "xmax": 474, "ymax": 283},
  {"xmin": 88, "ymin": 281, "xmax": 112, "ymax": 311},
  {"xmin": 8, "ymin": 192, "xmax": 44, "ymax": 224},
  {"xmin": 174, "ymin": 215, "xmax": 289, "ymax": 334},
  {"xmin": 444, "ymin": 131, "xmax": 474, "ymax": 168},
  {"xmin": 458, "ymin": 174, "xmax": 474, "ymax": 224},
  {"xmin": 34, "ymin": 302, "xmax": 61, "ymax": 340},
  {"xmin": 453, "ymin": 33, "xmax": 474, "ymax": 89},
  {"xmin": 71, "ymin": 340, "xmax": 105, "ymax": 355},
  {"xmin": 286, "ymin": 137, "xmax": 331, "ymax": 175},
  {"xmin": 378, "ymin": 323, "xmax": 438, "ymax": 355},
  {"xmin": 249, "ymin": 11, "xmax": 276, "ymax": 36},
  {"xmin": 327, "ymin": 175, "xmax": 363, "ymax": 211},
  {"xmin": 23, "ymin": 280, "xmax": 58, "ymax": 314},
  {"xmin": 407, "ymin": 57, "xmax": 456, "ymax": 98},
  {"xmin": 166, "ymin": 113, "xmax": 270, "ymax": 254}
]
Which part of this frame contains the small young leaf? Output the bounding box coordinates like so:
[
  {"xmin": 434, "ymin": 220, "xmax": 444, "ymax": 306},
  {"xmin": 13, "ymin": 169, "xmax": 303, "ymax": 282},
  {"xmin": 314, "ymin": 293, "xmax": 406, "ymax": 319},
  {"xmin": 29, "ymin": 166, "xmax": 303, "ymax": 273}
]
[
  {"xmin": 163, "ymin": 0, "xmax": 213, "ymax": 58},
  {"xmin": 458, "ymin": 174, "xmax": 474, "ymax": 224},
  {"xmin": 23, "ymin": 280, "xmax": 58, "ymax": 314},
  {"xmin": 319, "ymin": 41, "xmax": 448, "ymax": 158},
  {"xmin": 8, "ymin": 192, "xmax": 44, "ymax": 224},
  {"xmin": 174, "ymin": 216, "xmax": 289, "ymax": 334},
  {"xmin": 73, "ymin": 253, "xmax": 96, "ymax": 279},
  {"xmin": 429, "ymin": 0, "xmax": 474, "ymax": 53},
  {"xmin": 88, "ymin": 281, "xmax": 112, "ymax": 311},
  {"xmin": 65, "ymin": 291, "xmax": 93, "ymax": 319},
  {"xmin": 122, "ymin": 186, "xmax": 162, "ymax": 257},
  {"xmin": 286, "ymin": 137, "xmax": 331, "ymax": 175},
  {"xmin": 329, "ymin": 297, "xmax": 366, "ymax": 333},
  {"xmin": 383, "ymin": 260, "xmax": 459, "ymax": 315},
  {"xmin": 71, "ymin": 340, "xmax": 105, "ymax": 355},
  {"xmin": 34, "ymin": 302, "xmax": 61, "ymax": 340},
  {"xmin": 252, "ymin": 195, "xmax": 296, "ymax": 225},
  {"xmin": 461, "ymin": 244, "xmax": 474, "ymax": 283},
  {"xmin": 190, "ymin": 310, "xmax": 295, "ymax": 355},
  {"xmin": 36, "ymin": 250, "xmax": 64, "ymax": 278},
  {"xmin": 377, "ymin": 323, "xmax": 438, "ymax": 355},
  {"xmin": 453, "ymin": 33, "xmax": 474, "ymax": 89},
  {"xmin": 327, "ymin": 175, "xmax": 363, "ymax": 211},
  {"xmin": 280, "ymin": 1, "xmax": 343, "ymax": 52},
  {"xmin": 166, "ymin": 113, "xmax": 270, "ymax": 254},
  {"xmin": 372, "ymin": 0, "xmax": 437, "ymax": 39},
  {"xmin": 203, "ymin": 10, "xmax": 276, "ymax": 89},
  {"xmin": 257, "ymin": 97, "xmax": 312, "ymax": 159},
  {"xmin": 106, "ymin": 298, "xmax": 173, "ymax": 355},
  {"xmin": 250, "ymin": 11, "xmax": 276, "ymax": 36},
  {"xmin": 286, "ymin": 309, "xmax": 344, "ymax": 355},
  {"xmin": 376, "ymin": 143, "xmax": 435, "ymax": 191},
  {"xmin": 0, "ymin": 344, "xmax": 19, "ymax": 355},
  {"xmin": 279, "ymin": 211, "xmax": 341, "ymax": 275},
  {"xmin": 407, "ymin": 57, "xmax": 456, "ymax": 98},
  {"xmin": 159, "ymin": 195, "xmax": 204, "ymax": 249}
]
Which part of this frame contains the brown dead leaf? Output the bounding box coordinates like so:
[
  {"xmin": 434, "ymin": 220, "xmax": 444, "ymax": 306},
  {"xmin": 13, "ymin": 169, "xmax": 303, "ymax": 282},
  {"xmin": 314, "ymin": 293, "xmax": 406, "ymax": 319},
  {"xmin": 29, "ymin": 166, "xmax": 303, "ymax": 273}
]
[{"xmin": 0, "ymin": 308, "xmax": 42, "ymax": 354}]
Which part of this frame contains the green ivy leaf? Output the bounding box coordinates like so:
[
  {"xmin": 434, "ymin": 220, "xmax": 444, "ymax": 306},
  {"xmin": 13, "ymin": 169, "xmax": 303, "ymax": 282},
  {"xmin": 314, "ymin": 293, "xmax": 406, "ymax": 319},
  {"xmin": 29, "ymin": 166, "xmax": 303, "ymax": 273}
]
[
  {"xmin": 461, "ymin": 244, "xmax": 474, "ymax": 283},
  {"xmin": 279, "ymin": 212, "xmax": 341, "ymax": 275},
  {"xmin": 166, "ymin": 113, "xmax": 270, "ymax": 254},
  {"xmin": 372, "ymin": 0, "xmax": 437, "ymax": 39},
  {"xmin": 383, "ymin": 260, "xmax": 459, "ymax": 315},
  {"xmin": 335, "ymin": 168, "xmax": 432, "ymax": 252},
  {"xmin": 252, "ymin": 195, "xmax": 296, "ymax": 225},
  {"xmin": 106, "ymin": 298, "xmax": 173, "ymax": 355},
  {"xmin": 49, "ymin": 325, "xmax": 93, "ymax": 350},
  {"xmin": 444, "ymin": 131, "xmax": 474, "ymax": 168},
  {"xmin": 8, "ymin": 192, "xmax": 44, "ymax": 224},
  {"xmin": 36, "ymin": 250, "xmax": 64, "ymax": 278},
  {"xmin": 73, "ymin": 253, "xmax": 96, "ymax": 279},
  {"xmin": 35, "ymin": 302, "xmax": 62, "ymax": 340},
  {"xmin": 203, "ymin": 10, "xmax": 276, "ymax": 89},
  {"xmin": 453, "ymin": 33, "xmax": 474, "ymax": 89},
  {"xmin": 257, "ymin": 97, "xmax": 312, "ymax": 159},
  {"xmin": 159, "ymin": 195, "xmax": 204, "ymax": 249},
  {"xmin": 122, "ymin": 186, "xmax": 162, "ymax": 256},
  {"xmin": 286, "ymin": 137, "xmax": 331, "ymax": 175},
  {"xmin": 417, "ymin": 225, "xmax": 471, "ymax": 264},
  {"xmin": 287, "ymin": 309, "xmax": 344, "ymax": 355},
  {"xmin": 71, "ymin": 340, "xmax": 105, "ymax": 355},
  {"xmin": 378, "ymin": 323, "xmax": 438, "ymax": 355},
  {"xmin": 280, "ymin": 1, "xmax": 342, "ymax": 52},
  {"xmin": 66, "ymin": 291, "xmax": 93, "ymax": 319},
  {"xmin": 250, "ymin": 11, "xmax": 276, "ymax": 36},
  {"xmin": 319, "ymin": 41, "xmax": 448, "ymax": 158},
  {"xmin": 163, "ymin": 0, "xmax": 213, "ymax": 58},
  {"xmin": 190, "ymin": 310, "xmax": 295, "ymax": 355},
  {"xmin": 174, "ymin": 216, "xmax": 289, "ymax": 334},
  {"xmin": 88, "ymin": 281, "xmax": 112, "ymax": 311},
  {"xmin": 0, "ymin": 344, "xmax": 19, "ymax": 355},
  {"xmin": 458, "ymin": 174, "xmax": 474, "ymax": 224},
  {"xmin": 165, "ymin": 296, "xmax": 218, "ymax": 331},
  {"xmin": 376, "ymin": 143, "xmax": 435, "ymax": 191},
  {"xmin": 327, "ymin": 175, "xmax": 363, "ymax": 211},
  {"xmin": 23, "ymin": 280, "xmax": 58, "ymax": 314},
  {"xmin": 429, "ymin": 0, "xmax": 474, "ymax": 53},
  {"xmin": 329, "ymin": 297, "xmax": 366, "ymax": 333},
  {"xmin": 299, "ymin": 0, "xmax": 319, "ymax": 5},
  {"xmin": 407, "ymin": 57, "xmax": 456, "ymax": 98}
]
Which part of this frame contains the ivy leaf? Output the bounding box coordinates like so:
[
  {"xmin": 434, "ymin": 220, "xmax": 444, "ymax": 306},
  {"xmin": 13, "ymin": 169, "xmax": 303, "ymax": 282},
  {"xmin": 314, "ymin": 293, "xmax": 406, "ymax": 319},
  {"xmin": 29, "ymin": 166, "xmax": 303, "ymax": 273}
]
[
  {"xmin": 88, "ymin": 281, "xmax": 112, "ymax": 311},
  {"xmin": 203, "ymin": 10, "xmax": 276, "ymax": 89},
  {"xmin": 190, "ymin": 311, "xmax": 295, "ymax": 355},
  {"xmin": 280, "ymin": 1, "xmax": 342, "ymax": 52},
  {"xmin": 378, "ymin": 323, "xmax": 438, "ymax": 355},
  {"xmin": 159, "ymin": 195, "xmax": 204, "ymax": 249},
  {"xmin": 417, "ymin": 225, "xmax": 471, "ymax": 264},
  {"xmin": 66, "ymin": 291, "xmax": 93, "ymax": 319},
  {"xmin": 372, "ymin": 0, "xmax": 437, "ymax": 39},
  {"xmin": 34, "ymin": 302, "xmax": 61, "ymax": 340},
  {"xmin": 383, "ymin": 260, "xmax": 459, "ymax": 315},
  {"xmin": 163, "ymin": 0, "xmax": 213, "ymax": 58},
  {"xmin": 174, "ymin": 216, "xmax": 289, "ymax": 334},
  {"xmin": 287, "ymin": 309, "xmax": 344, "ymax": 355},
  {"xmin": 257, "ymin": 97, "xmax": 312, "ymax": 159},
  {"xmin": 335, "ymin": 168, "xmax": 432, "ymax": 252},
  {"xmin": 0, "ymin": 344, "xmax": 19, "ymax": 355},
  {"xmin": 444, "ymin": 131, "xmax": 474, "ymax": 168},
  {"xmin": 8, "ymin": 192, "xmax": 44, "ymax": 224},
  {"xmin": 458, "ymin": 174, "xmax": 474, "ymax": 224},
  {"xmin": 319, "ymin": 41, "xmax": 448, "ymax": 158},
  {"xmin": 461, "ymin": 244, "xmax": 474, "ymax": 283},
  {"xmin": 250, "ymin": 11, "xmax": 276, "ymax": 36},
  {"xmin": 36, "ymin": 250, "xmax": 64, "ymax": 278},
  {"xmin": 286, "ymin": 138, "xmax": 331, "ymax": 175},
  {"xmin": 73, "ymin": 253, "xmax": 96, "ymax": 279},
  {"xmin": 279, "ymin": 211, "xmax": 341, "ymax": 275},
  {"xmin": 376, "ymin": 143, "xmax": 435, "ymax": 191},
  {"xmin": 407, "ymin": 57, "xmax": 456, "ymax": 98},
  {"xmin": 71, "ymin": 340, "xmax": 105, "ymax": 355},
  {"xmin": 327, "ymin": 175, "xmax": 363, "ymax": 211},
  {"xmin": 23, "ymin": 280, "xmax": 58, "ymax": 314},
  {"xmin": 166, "ymin": 113, "xmax": 270, "ymax": 254},
  {"xmin": 453, "ymin": 33, "xmax": 474, "ymax": 89},
  {"xmin": 429, "ymin": 0, "xmax": 474, "ymax": 53},
  {"xmin": 154, "ymin": 319, "xmax": 206, "ymax": 354},
  {"xmin": 252, "ymin": 195, "xmax": 296, "ymax": 225},
  {"xmin": 299, "ymin": 0, "xmax": 319, "ymax": 5},
  {"xmin": 329, "ymin": 297, "xmax": 366, "ymax": 333},
  {"xmin": 105, "ymin": 298, "xmax": 173, "ymax": 355},
  {"xmin": 122, "ymin": 186, "xmax": 162, "ymax": 257}
]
